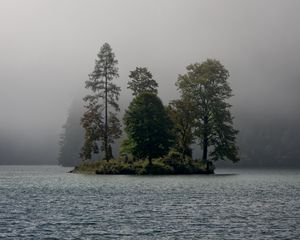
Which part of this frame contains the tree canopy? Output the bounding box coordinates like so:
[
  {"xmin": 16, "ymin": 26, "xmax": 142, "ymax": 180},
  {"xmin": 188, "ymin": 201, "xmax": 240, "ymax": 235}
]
[
  {"xmin": 123, "ymin": 93, "xmax": 174, "ymax": 164},
  {"xmin": 128, "ymin": 67, "xmax": 158, "ymax": 96},
  {"xmin": 176, "ymin": 59, "xmax": 239, "ymax": 165},
  {"xmin": 167, "ymin": 99, "xmax": 196, "ymax": 160}
]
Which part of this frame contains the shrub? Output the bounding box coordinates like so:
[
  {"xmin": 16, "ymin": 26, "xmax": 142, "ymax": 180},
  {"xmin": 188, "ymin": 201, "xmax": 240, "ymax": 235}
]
[
  {"xmin": 74, "ymin": 156, "xmax": 210, "ymax": 175},
  {"xmin": 144, "ymin": 162, "xmax": 174, "ymax": 175}
]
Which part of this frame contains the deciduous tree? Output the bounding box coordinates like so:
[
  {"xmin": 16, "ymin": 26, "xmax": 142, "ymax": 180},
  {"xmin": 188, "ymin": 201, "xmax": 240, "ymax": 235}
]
[
  {"xmin": 167, "ymin": 99, "xmax": 196, "ymax": 160},
  {"xmin": 176, "ymin": 59, "xmax": 239, "ymax": 169}
]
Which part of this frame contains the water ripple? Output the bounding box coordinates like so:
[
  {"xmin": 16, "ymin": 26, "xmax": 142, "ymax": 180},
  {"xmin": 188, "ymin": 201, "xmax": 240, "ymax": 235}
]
[{"xmin": 0, "ymin": 166, "xmax": 299, "ymax": 239}]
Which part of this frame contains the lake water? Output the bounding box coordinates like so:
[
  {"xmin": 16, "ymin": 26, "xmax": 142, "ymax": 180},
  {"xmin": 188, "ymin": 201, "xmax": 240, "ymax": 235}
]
[{"xmin": 0, "ymin": 166, "xmax": 299, "ymax": 239}]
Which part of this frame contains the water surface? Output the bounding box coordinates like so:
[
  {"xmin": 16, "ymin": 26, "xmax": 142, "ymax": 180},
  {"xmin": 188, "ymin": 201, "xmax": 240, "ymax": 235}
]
[{"xmin": 0, "ymin": 166, "xmax": 299, "ymax": 239}]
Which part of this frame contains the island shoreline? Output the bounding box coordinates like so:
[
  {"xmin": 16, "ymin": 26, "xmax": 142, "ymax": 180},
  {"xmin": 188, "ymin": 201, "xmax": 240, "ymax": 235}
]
[{"xmin": 70, "ymin": 159, "xmax": 215, "ymax": 175}]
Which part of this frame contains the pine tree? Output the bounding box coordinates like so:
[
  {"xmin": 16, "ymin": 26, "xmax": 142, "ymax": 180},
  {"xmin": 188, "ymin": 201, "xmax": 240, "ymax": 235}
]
[{"xmin": 81, "ymin": 43, "xmax": 121, "ymax": 161}]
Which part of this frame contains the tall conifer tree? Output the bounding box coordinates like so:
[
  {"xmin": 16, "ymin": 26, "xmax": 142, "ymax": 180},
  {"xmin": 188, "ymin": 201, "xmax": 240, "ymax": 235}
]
[{"xmin": 81, "ymin": 43, "xmax": 121, "ymax": 161}]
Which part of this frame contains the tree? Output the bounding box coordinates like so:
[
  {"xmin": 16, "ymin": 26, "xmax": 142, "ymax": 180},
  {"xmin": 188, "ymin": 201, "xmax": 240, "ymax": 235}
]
[
  {"xmin": 58, "ymin": 99, "xmax": 85, "ymax": 166},
  {"xmin": 80, "ymin": 100, "xmax": 102, "ymax": 160},
  {"xmin": 81, "ymin": 43, "xmax": 121, "ymax": 161},
  {"xmin": 167, "ymin": 99, "xmax": 196, "ymax": 160},
  {"xmin": 176, "ymin": 59, "xmax": 239, "ymax": 169},
  {"xmin": 124, "ymin": 93, "xmax": 174, "ymax": 164},
  {"xmin": 128, "ymin": 67, "xmax": 158, "ymax": 96}
]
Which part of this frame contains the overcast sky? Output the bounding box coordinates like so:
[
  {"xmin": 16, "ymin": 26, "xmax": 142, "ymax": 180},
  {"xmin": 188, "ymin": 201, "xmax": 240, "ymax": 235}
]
[{"xmin": 0, "ymin": 0, "xmax": 299, "ymax": 163}]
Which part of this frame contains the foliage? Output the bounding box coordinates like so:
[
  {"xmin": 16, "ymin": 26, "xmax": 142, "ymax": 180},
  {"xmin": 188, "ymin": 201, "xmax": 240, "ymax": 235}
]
[
  {"xmin": 75, "ymin": 55, "xmax": 240, "ymax": 172},
  {"xmin": 73, "ymin": 158, "xmax": 210, "ymax": 175},
  {"xmin": 80, "ymin": 101, "xmax": 102, "ymax": 160},
  {"xmin": 128, "ymin": 67, "xmax": 158, "ymax": 96},
  {"xmin": 144, "ymin": 162, "xmax": 174, "ymax": 175},
  {"xmin": 123, "ymin": 93, "xmax": 174, "ymax": 164},
  {"xmin": 120, "ymin": 138, "xmax": 135, "ymax": 155},
  {"xmin": 176, "ymin": 59, "xmax": 239, "ymax": 163},
  {"xmin": 81, "ymin": 43, "xmax": 121, "ymax": 161},
  {"xmin": 162, "ymin": 149, "xmax": 207, "ymax": 174},
  {"xmin": 167, "ymin": 99, "xmax": 196, "ymax": 160}
]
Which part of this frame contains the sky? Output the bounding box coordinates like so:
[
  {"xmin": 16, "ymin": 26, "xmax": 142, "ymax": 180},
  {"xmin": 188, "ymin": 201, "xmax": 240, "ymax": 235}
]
[{"xmin": 0, "ymin": 0, "xmax": 299, "ymax": 164}]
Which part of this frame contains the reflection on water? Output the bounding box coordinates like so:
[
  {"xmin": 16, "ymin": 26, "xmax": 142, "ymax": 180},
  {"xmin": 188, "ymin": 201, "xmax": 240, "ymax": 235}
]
[{"xmin": 0, "ymin": 166, "xmax": 299, "ymax": 239}]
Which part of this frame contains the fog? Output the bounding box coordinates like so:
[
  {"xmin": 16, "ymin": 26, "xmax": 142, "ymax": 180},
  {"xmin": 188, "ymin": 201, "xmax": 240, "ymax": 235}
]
[{"xmin": 0, "ymin": 0, "xmax": 299, "ymax": 165}]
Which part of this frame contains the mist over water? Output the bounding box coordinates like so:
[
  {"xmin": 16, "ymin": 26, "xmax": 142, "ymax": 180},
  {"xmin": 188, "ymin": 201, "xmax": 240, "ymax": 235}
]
[
  {"xmin": 0, "ymin": 0, "xmax": 300, "ymax": 165},
  {"xmin": 1, "ymin": 2, "xmax": 299, "ymax": 239}
]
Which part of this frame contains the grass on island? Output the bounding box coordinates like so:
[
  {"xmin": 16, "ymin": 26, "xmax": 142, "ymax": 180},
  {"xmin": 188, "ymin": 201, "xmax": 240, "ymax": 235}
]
[{"xmin": 72, "ymin": 156, "xmax": 211, "ymax": 175}]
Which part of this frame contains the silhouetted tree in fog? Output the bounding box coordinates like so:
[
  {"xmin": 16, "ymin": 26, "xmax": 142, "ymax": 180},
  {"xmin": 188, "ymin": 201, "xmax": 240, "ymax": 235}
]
[
  {"xmin": 81, "ymin": 43, "xmax": 121, "ymax": 161},
  {"xmin": 167, "ymin": 99, "xmax": 196, "ymax": 160},
  {"xmin": 128, "ymin": 67, "xmax": 158, "ymax": 96},
  {"xmin": 124, "ymin": 93, "xmax": 174, "ymax": 165},
  {"xmin": 177, "ymin": 59, "xmax": 239, "ymax": 170},
  {"xmin": 58, "ymin": 100, "xmax": 84, "ymax": 166}
]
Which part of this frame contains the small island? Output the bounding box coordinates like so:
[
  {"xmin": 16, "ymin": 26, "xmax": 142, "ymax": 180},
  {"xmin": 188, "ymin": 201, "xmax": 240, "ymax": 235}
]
[
  {"xmin": 72, "ymin": 43, "xmax": 239, "ymax": 175},
  {"xmin": 71, "ymin": 158, "xmax": 213, "ymax": 175}
]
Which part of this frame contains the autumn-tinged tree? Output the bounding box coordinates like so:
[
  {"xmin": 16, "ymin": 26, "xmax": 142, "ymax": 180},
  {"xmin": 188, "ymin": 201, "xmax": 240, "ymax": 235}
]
[
  {"xmin": 81, "ymin": 43, "xmax": 121, "ymax": 161},
  {"xmin": 168, "ymin": 99, "xmax": 196, "ymax": 160},
  {"xmin": 124, "ymin": 93, "xmax": 174, "ymax": 164},
  {"xmin": 80, "ymin": 100, "xmax": 102, "ymax": 160},
  {"xmin": 128, "ymin": 67, "xmax": 158, "ymax": 96},
  {"xmin": 176, "ymin": 59, "xmax": 239, "ymax": 169}
]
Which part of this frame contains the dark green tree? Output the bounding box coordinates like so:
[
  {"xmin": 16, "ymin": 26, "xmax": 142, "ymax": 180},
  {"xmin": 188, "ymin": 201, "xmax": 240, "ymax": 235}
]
[
  {"xmin": 176, "ymin": 59, "xmax": 239, "ymax": 169},
  {"xmin": 81, "ymin": 43, "xmax": 121, "ymax": 161},
  {"xmin": 167, "ymin": 99, "xmax": 196, "ymax": 160},
  {"xmin": 124, "ymin": 93, "xmax": 174, "ymax": 164},
  {"xmin": 128, "ymin": 67, "xmax": 158, "ymax": 96},
  {"xmin": 119, "ymin": 138, "xmax": 134, "ymax": 155}
]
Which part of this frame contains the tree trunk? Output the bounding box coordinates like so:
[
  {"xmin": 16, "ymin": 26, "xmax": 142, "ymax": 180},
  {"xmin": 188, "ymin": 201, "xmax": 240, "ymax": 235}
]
[
  {"xmin": 105, "ymin": 75, "xmax": 108, "ymax": 162},
  {"xmin": 181, "ymin": 150, "xmax": 185, "ymax": 164},
  {"xmin": 148, "ymin": 156, "xmax": 152, "ymax": 165},
  {"xmin": 202, "ymin": 115, "xmax": 208, "ymax": 170},
  {"xmin": 203, "ymin": 137, "xmax": 208, "ymax": 170},
  {"xmin": 108, "ymin": 144, "xmax": 113, "ymax": 159}
]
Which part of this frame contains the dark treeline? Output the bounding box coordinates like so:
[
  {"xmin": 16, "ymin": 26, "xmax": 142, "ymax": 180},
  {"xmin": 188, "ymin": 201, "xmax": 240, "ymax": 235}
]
[
  {"xmin": 236, "ymin": 113, "xmax": 300, "ymax": 168},
  {"xmin": 58, "ymin": 98, "xmax": 85, "ymax": 166}
]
